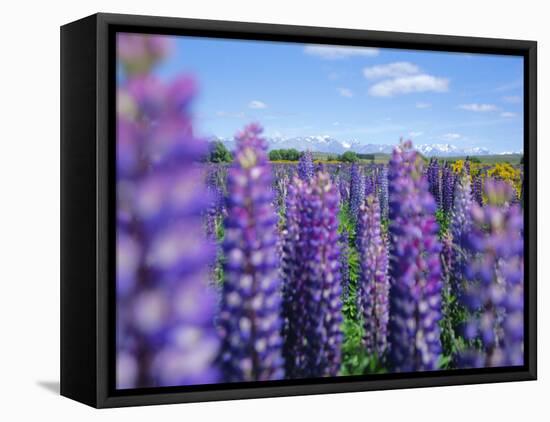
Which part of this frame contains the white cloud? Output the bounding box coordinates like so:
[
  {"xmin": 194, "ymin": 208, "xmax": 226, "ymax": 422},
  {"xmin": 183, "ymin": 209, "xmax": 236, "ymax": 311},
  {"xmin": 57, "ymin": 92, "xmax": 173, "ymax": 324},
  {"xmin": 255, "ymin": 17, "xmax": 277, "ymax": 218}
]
[
  {"xmin": 442, "ymin": 133, "xmax": 461, "ymax": 140},
  {"xmin": 363, "ymin": 62, "xmax": 420, "ymax": 79},
  {"xmin": 502, "ymin": 95, "xmax": 522, "ymax": 104},
  {"xmin": 248, "ymin": 100, "xmax": 267, "ymax": 109},
  {"xmin": 501, "ymin": 111, "xmax": 518, "ymax": 118},
  {"xmin": 304, "ymin": 44, "xmax": 379, "ymax": 59},
  {"xmin": 364, "ymin": 62, "xmax": 448, "ymax": 97},
  {"xmin": 409, "ymin": 131, "xmax": 424, "ymax": 137},
  {"xmin": 458, "ymin": 103, "xmax": 498, "ymax": 112},
  {"xmin": 416, "ymin": 102, "xmax": 432, "ymax": 109},
  {"xmin": 337, "ymin": 87, "xmax": 354, "ymax": 98},
  {"xmin": 369, "ymin": 74, "xmax": 449, "ymax": 97}
]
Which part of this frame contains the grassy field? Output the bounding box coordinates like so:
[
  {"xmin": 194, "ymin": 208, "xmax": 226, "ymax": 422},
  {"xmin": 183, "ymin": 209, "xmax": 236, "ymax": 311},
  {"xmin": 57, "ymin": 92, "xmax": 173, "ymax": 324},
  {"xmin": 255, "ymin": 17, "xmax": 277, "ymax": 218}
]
[
  {"xmin": 272, "ymin": 153, "xmax": 522, "ymax": 165},
  {"xmin": 369, "ymin": 153, "xmax": 523, "ymax": 165}
]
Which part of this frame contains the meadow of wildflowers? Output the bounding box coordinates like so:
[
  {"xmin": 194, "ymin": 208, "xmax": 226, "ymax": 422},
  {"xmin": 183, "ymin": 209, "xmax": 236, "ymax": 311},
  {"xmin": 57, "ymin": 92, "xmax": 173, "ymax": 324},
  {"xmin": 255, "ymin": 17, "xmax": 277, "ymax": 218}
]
[{"xmin": 116, "ymin": 33, "xmax": 525, "ymax": 389}]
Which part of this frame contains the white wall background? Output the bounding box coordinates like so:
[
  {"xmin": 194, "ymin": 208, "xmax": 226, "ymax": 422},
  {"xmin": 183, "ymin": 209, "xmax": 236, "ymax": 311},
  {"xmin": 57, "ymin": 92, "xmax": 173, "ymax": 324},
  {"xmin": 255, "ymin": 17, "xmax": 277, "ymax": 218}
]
[{"xmin": 0, "ymin": 0, "xmax": 547, "ymax": 419}]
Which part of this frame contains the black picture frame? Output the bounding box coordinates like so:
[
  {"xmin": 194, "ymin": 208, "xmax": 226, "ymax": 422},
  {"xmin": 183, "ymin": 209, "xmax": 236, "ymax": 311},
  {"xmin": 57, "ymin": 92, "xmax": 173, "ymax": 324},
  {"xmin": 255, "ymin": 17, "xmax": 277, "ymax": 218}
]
[{"xmin": 60, "ymin": 12, "xmax": 537, "ymax": 408}]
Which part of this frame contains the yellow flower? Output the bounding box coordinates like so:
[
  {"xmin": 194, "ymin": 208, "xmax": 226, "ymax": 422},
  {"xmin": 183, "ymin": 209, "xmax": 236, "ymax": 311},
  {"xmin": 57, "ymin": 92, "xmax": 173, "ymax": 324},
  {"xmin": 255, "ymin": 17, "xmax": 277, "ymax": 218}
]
[
  {"xmin": 452, "ymin": 160, "xmax": 464, "ymax": 174},
  {"xmin": 487, "ymin": 163, "xmax": 521, "ymax": 198}
]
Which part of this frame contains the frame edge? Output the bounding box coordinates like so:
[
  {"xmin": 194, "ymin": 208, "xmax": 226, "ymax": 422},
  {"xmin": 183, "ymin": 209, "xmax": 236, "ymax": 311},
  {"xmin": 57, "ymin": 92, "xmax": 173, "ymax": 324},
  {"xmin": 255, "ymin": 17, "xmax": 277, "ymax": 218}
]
[{"xmin": 60, "ymin": 13, "xmax": 100, "ymax": 408}]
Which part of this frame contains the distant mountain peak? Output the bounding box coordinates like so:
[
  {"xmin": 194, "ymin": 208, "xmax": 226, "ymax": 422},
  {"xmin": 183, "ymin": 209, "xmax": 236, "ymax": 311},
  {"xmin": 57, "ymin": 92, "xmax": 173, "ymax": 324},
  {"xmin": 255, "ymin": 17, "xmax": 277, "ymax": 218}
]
[{"xmin": 213, "ymin": 135, "xmax": 500, "ymax": 157}]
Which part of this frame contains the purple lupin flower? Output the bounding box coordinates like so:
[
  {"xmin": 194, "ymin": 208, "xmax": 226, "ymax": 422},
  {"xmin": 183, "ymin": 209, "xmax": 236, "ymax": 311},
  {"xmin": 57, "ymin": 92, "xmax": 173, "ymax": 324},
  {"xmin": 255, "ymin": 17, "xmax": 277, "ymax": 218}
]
[
  {"xmin": 338, "ymin": 171, "xmax": 350, "ymax": 206},
  {"xmin": 349, "ymin": 163, "xmax": 365, "ymax": 223},
  {"xmin": 116, "ymin": 37, "xmax": 219, "ymax": 387},
  {"xmin": 339, "ymin": 229, "xmax": 351, "ymax": 300},
  {"xmin": 472, "ymin": 174, "xmax": 483, "ymax": 206},
  {"xmin": 356, "ymin": 194, "xmax": 390, "ymax": 356},
  {"xmin": 365, "ymin": 172, "xmax": 375, "ymax": 197},
  {"xmin": 282, "ymin": 172, "xmax": 343, "ymax": 378},
  {"xmin": 280, "ymin": 179, "xmax": 307, "ymax": 378},
  {"xmin": 207, "ymin": 164, "xmax": 228, "ymax": 211},
  {"xmin": 387, "ymin": 141, "xmax": 443, "ymax": 372},
  {"xmin": 450, "ymin": 173, "xmax": 474, "ymax": 295},
  {"xmin": 218, "ymin": 123, "xmax": 285, "ymax": 382},
  {"xmin": 377, "ymin": 165, "xmax": 389, "ymax": 220},
  {"xmin": 441, "ymin": 232, "xmax": 453, "ymax": 293},
  {"xmin": 442, "ymin": 162, "xmax": 455, "ymax": 214},
  {"xmin": 427, "ymin": 158, "xmax": 442, "ymax": 209},
  {"xmin": 297, "ymin": 150, "xmax": 314, "ymax": 181},
  {"xmin": 459, "ymin": 179, "xmax": 524, "ymax": 368}
]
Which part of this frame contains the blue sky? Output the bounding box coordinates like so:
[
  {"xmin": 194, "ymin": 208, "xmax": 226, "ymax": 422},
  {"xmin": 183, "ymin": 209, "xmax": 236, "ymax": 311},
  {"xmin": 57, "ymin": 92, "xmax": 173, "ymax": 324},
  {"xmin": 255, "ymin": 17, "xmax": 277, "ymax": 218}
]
[{"xmin": 150, "ymin": 35, "xmax": 524, "ymax": 153}]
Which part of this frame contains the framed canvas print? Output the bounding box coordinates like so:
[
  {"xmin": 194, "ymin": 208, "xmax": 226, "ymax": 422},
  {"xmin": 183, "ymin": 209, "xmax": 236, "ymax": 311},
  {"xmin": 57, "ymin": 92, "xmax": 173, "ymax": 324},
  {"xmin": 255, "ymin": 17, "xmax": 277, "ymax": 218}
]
[{"xmin": 60, "ymin": 12, "xmax": 537, "ymax": 408}]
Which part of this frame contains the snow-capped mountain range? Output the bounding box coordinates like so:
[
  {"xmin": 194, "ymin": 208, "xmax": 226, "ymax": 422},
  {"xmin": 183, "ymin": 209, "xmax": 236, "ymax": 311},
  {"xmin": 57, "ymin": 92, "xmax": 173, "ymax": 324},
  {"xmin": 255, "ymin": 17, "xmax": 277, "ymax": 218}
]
[{"xmin": 213, "ymin": 135, "xmax": 519, "ymax": 157}]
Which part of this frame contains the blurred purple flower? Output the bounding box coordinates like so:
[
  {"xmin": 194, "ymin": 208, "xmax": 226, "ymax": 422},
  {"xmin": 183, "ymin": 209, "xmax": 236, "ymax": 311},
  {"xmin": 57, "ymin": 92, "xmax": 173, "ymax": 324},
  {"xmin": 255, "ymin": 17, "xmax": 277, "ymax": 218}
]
[
  {"xmin": 427, "ymin": 158, "xmax": 442, "ymax": 209},
  {"xmin": 339, "ymin": 230, "xmax": 351, "ymax": 300},
  {"xmin": 442, "ymin": 162, "xmax": 455, "ymax": 214},
  {"xmin": 116, "ymin": 69, "xmax": 219, "ymax": 387},
  {"xmin": 365, "ymin": 172, "xmax": 375, "ymax": 197},
  {"xmin": 387, "ymin": 141, "xmax": 443, "ymax": 372},
  {"xmin": 357, "ymin": 194, "xmax": 390, "ymax": 356},
  {"xmin": 450, "ymin": 173, "xmax": 474, "ymax": 294},
  {"xmin": 298, "ymin": 150, "xmax": 314, "ymax": 181},
  {"xmin": 338, "ymin": 172, "xmax": 350, "ymax": 206},
  {"xmin": 441, "ymin": 232, "xmax": 453, "ymax": 293},
  {"xmin": 377, "ymin": 165, "xmax": 389, "ymax": 220},
  {"xmin": 280, "ymin": 178, "xmax": 307, "ymax": 378},
  {"xmin": 349, "ymin": 163, "xmax": 365, "ymax": 223},
  {"xmin": 472, "ymin": 174, "xmax": 483, "ymax": 206},
  {"xmin": 218, "ymin": 123, "xmax": 285, "ymax": 382},
  {"xmin": 459, "ymin": 179, "xmax": 524, "ymax": 368}
]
